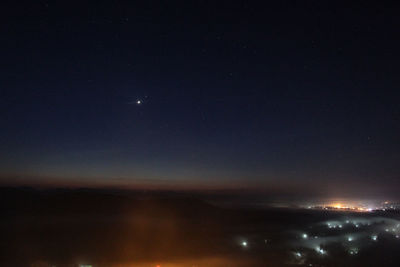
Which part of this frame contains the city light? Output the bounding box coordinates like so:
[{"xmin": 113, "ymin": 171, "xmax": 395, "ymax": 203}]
[
  {"xmin": 349, "ymin": 248, "xmax": 359, "ymax": 255},
  {"xmin": 315, "ymin": 247, "xmax": 326, "ymax": 255}
]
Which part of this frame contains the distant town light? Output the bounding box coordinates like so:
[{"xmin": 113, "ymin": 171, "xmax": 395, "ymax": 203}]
[{"xmin": 349, "ymin": 248, "xmax": 358, "ymax": 255}]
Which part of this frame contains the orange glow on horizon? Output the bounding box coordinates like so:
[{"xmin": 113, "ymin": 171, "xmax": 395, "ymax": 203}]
[
  {"xmin": 321, "ymin": 202, "xmax": 371, "ymax": 212},
  {"xmin": 333, "ymin": 203, "xmax": 342, "ymax": 209}
]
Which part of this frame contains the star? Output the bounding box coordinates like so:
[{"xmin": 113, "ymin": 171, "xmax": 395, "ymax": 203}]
[{"xmin": 128, "ymin": 98, "xmax": 145, "ymax": 105}]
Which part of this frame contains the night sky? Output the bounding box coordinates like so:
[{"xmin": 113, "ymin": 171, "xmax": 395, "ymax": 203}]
[{"xmin": 1, "ymin": 1, "xmax": 399, "ymax": 198}]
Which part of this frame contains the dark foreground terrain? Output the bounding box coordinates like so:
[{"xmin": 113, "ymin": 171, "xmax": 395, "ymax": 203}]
[{"xmin": 1, "ymin": 187, "xmax": 400, "ymax": 267}]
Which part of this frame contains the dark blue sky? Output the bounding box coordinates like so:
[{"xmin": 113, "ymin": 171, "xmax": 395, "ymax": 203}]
[{"xmin": 1, "ymin": 1, "xmax": 399, "ymax": 197}]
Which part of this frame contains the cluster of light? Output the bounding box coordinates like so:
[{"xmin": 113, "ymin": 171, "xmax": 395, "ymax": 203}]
[
  {"xmin": 307, "ymin": 202, "xmax": 375, "ymax": 212},
  {"xmin": 241, "ymin": 241, "xmax": 247, "ymax": 247},
  {"xmin": 305, "ymin": 200, "xmax": 400, "ymax": 212},
  {"xmin": 349, "ymin": 248, "xmax": 359, "ymax": 255},
  {"xmin": 292, "ymin": 216, "xmax": 400, "ymax": 263},
  {"xmin": 327, "ymin": 223, "xmax": 343, "ymax": 229},
  {"xmin": 315, "ymin": 247, "xmax": 326, "ymax": 255}
]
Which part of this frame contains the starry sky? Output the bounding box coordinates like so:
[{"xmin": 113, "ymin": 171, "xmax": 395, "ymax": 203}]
[{"xmin": 1, "ymin": 1, "xmax": 400, "ymax": 197}]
